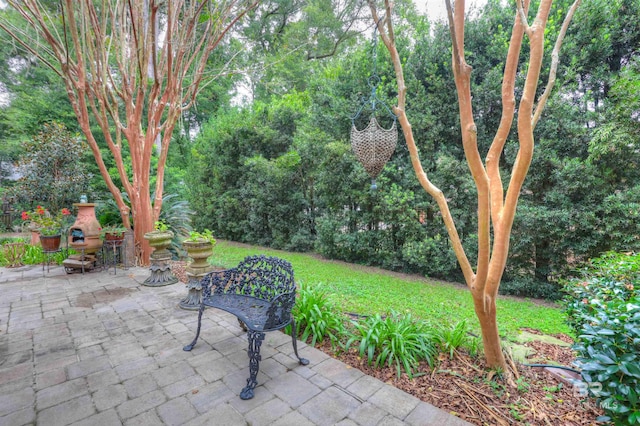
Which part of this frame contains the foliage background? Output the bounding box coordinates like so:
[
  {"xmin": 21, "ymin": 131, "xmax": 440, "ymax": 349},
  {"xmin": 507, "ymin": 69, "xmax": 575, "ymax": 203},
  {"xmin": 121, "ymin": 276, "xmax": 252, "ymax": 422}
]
[{"xmin": 1, "ymin": 0, "xmax": 638, "ymax": 299}]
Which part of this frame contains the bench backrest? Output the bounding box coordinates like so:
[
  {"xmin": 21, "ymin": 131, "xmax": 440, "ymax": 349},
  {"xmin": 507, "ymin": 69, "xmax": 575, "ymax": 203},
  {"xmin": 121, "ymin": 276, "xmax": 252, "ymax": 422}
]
[
  {"xmin": 200, "ymin": 255, "xmax": 296, "ymax": 330},
  {"xmin": 233, "ymin": 255, "xmax": 295, "ymax": 301}
]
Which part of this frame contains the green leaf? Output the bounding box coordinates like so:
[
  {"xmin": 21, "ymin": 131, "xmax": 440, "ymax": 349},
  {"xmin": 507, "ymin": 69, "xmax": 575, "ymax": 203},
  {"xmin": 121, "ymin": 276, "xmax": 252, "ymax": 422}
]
[
  {"xmin": 620, "ymin": 362, "xmax": 640, "ymax": 378},
  {"xmin": 592, "ymin": 353, "xmax": 616, "ymax": 364},
  {"xmin": 605, "ymin": 365, "xmax": 620, "ymax": 374}
]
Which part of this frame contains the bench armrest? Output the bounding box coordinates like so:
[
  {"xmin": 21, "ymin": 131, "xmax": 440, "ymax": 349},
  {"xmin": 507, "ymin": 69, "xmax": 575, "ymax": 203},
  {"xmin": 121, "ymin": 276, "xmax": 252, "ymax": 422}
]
[{"xmin": 263, "ymin": 290, "xmax": 296, "ymax": 331}]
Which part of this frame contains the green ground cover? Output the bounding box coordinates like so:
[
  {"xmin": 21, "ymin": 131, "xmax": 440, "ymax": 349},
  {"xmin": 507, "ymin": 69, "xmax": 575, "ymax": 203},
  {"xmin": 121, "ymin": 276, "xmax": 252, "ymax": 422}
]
[{"xmin": 211, "ymin": 240, "xmax": 571, "ymax": 338}]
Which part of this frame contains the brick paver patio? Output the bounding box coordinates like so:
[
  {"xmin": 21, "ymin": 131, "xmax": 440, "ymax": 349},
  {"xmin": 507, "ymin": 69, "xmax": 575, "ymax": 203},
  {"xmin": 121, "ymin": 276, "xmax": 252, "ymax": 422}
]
[{"xmin": 0, "ymin": 264, "xmax": 471, "ymax": 426}]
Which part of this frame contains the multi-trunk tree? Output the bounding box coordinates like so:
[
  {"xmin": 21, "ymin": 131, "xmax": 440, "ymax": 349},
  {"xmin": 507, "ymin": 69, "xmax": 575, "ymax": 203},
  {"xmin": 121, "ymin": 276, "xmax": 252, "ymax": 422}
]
[
  {"xmin": 0, "ymin": 0, "xmax": 257, "ymax": 263},
  {"xmin": 368, "ymin": 0, "xmax": 581, "ymax": 370}
]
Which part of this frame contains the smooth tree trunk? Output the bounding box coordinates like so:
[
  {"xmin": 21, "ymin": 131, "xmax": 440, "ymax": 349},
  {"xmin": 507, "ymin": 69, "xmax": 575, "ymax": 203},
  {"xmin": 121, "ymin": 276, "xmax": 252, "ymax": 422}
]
[{"xmin": 368, "ymin": 0, "xmax": 581, "ymax": 370}]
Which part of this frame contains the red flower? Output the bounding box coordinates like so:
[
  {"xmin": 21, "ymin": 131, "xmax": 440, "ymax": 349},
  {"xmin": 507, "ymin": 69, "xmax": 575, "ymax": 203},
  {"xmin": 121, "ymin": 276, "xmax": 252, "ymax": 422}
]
[{"xmin": 22, "ymin": 205, "xmax": 72, "ymax": 236}]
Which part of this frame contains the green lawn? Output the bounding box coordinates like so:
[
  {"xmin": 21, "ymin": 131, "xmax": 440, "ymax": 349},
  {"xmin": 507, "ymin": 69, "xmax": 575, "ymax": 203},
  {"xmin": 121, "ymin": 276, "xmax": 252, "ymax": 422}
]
[{"xmin": 210, "ymin": 240, "xmax": 572, "ymax": 339}]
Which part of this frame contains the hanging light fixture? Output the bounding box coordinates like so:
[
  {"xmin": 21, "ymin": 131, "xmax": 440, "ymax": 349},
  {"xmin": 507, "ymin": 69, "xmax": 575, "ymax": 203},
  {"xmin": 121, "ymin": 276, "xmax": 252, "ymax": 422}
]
[{"xmin": 350, "ymin": 19, "xmax": 398, "ymax": 190}]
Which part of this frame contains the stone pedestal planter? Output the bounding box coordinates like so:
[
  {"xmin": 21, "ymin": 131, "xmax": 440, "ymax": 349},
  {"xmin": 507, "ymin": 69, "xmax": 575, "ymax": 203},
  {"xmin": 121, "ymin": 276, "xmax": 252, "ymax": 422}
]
[
  {"xmin": 143, "ymin": 230, "xmax": 178, "ymax": 286},
  {"xmin": 179, "ymin": 239, "xmax": 214, "ymax": 309}
]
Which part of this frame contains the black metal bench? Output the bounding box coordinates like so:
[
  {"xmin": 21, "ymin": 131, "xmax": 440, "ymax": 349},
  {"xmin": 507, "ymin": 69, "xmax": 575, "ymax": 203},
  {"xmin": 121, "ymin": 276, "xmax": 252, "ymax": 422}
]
[{"xmin": 183, "ymin": 255, "xmax": 309, "ymax": 399}]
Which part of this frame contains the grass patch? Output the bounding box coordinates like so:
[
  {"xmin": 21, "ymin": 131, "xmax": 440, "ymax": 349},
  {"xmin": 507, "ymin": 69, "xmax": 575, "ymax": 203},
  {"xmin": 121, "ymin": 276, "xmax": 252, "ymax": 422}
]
[{"xmin": 210, "ymin": 240, "xmax": 572, "ymax": 338}]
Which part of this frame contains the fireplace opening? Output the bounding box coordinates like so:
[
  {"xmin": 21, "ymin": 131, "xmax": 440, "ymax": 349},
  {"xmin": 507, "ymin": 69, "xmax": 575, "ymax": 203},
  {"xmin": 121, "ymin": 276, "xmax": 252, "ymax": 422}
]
[{"xmin": 70, "ymin": 228, "xmax": 84, "ymax": 244}]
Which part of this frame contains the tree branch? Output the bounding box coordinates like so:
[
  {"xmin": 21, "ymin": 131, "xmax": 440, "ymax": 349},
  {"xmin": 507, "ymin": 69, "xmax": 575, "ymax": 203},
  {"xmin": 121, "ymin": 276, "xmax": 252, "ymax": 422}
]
[
  {"xmin": 445, "ymin": 0, "xmax": 492, "ymax": 293},
  {"xmin": 368, "ymin": 0, "xmax": 475, "ymax": 285},
  {"xmin": 532, "ymin": 0, "xmax": 582, "ymax": 128},
  {"xmin": 486, "ymin": 0, "xmax": 529, "ymax": 220},
  {"xmin": 487, "ymin": 0, "xmax": 555, "ymax": 299},
  {"xmin": 516, "ymin": 0, "xmax": 533, "ymax": 36}
]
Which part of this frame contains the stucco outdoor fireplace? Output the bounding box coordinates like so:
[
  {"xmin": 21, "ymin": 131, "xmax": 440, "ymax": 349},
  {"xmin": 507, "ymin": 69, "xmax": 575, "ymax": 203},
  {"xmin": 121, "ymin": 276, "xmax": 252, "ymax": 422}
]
[{"xmin": 63, "ymin": 203, "xmax": 102, "ymax": 273}]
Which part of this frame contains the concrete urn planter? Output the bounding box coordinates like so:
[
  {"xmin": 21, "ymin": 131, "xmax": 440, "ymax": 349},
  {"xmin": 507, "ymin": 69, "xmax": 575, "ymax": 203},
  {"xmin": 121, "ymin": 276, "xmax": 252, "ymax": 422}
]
[
  {"xmin": 179, "ymin": 239, "xmax": 215, "ymax": 310},
  {"xmin": 142, "ymin": 230, "xmax": 177, "ymax": 286},
  {"xmin": 144, "ymin": 230, "xmax": 174, "ymax": 256}
]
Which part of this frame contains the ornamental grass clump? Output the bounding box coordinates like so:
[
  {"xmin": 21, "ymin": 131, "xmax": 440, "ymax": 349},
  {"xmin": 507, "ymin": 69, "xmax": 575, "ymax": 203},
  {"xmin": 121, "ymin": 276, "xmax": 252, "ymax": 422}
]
[
  {"xmin": 346, "ymin": 310, "xmax": 438, "ymax": 378},
  {"xmin": 563, "ymin": 251, "xmax": 640, "ymax": 425},
  {"xmin": 291, "ymin": 283, "xmax": 346, "ymax": 349},
  {"xmin": 435, "ymin": 319, "xmax": 475, "ymax": 360}
]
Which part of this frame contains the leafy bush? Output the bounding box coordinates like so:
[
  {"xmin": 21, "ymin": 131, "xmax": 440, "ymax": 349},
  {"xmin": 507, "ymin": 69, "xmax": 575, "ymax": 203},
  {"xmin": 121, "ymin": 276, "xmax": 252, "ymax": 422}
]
[
  {"xmin": 401, "ymin": 237, "xmax": 459, "ymax": 280},
  {"xmin": 1, "ymin": 244, "xmax": 68, "ymax": 266},
  {"xmin": 345, "ymin": 310, "xmax": 438, "ymax": 378},
  {"xmin": 574, "ymin": 303, "xmax": 640, "ymax": 425},
  {"xmin": 10, "ymin": 122, "xmax": 91, "ymax": 212},
  {"xmin": 563, "ymin": 252, "xmax": 639, "ymax": 331},
  {"xmin": 291, "ymin": 283, "xmax": 346, "ymax": 348},
  {"xmin": 563, "ymin": 252, "xmax": 640, "ymax": 425},
  {"xmin": 499, "ymin": 276, "xmax": 562, "ymax": 300}
]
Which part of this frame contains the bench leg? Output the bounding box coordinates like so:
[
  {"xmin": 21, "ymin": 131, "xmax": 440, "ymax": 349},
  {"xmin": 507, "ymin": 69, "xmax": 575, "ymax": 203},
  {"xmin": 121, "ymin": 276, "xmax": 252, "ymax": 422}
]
[
  {"xmin": 240, "ymin": 330, "xmax": 265, "ymax": 400},
  {"xmin": 183, "ymin": 303, "xmax": 205, "ymax": 351},
  {"xmin": 290, "ymin": 316, "xmax": 310, "ymax": 366}
]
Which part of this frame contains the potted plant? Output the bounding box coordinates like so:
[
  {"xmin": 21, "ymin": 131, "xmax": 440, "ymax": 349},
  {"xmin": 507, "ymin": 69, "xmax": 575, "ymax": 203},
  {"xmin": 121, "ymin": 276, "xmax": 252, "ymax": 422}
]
[
  {"xmin": 22, "ymin": 206, "xmax": 72, "ymax": 251},
  {"xmin": 143, "ymin": 220, "xmax": 174, "ymax": 253},
  {"xmin": 100, "ymin": 224, "xmax": 127, "ymax": 242},
  {"xmin": 143, "ymin": 220, "xmax": 177, "ymax": 286},
  {"xmin": 180, "ymin": 229, "xmax": 216, "ymax": 309},
  {"xmin": 182, "ymin": 229, "xmax": 216, "ymax": 273}
]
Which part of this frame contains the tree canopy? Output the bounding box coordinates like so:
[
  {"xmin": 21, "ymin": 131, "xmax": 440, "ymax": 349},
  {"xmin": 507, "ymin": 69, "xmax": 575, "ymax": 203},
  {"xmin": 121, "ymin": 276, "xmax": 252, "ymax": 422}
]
[{"xmin": 0, "ymin": 0, "xmax": 258, "ymax": 262}]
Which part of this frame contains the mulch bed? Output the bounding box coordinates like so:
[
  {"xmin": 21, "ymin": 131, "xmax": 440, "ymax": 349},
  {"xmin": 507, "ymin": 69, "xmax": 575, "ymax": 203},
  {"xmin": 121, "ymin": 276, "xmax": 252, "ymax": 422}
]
[
  {"xmin": 170, "ymin": 260, "xmax": 189, "ymax": 283},
  {"xmin": 316, "ymin": 337, "xmax": 603, "ymax": 425},
  {"xmin": 170, "ymin": 260, "xmax": 603, "ymax": 425}
]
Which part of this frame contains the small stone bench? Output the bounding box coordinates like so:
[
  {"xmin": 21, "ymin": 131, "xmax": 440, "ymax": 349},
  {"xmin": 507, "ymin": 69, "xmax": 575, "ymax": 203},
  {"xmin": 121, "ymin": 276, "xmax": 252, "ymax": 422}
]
[{"xmin": 183, "ymin": 255, "xmax": 309, "ymax": 399}]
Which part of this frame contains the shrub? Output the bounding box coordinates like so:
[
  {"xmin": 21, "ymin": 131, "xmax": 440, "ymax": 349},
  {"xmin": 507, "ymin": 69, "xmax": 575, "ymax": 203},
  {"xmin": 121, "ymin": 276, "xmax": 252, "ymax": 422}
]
[
  {"xmin": 1, "ymin": 243, "xmax": 67, "ymax": 266},
  {"xmin": 345, "ymin": 310, "xmax": 438, "ymax": 378},
  {"xmin": 563, "ymin": 252, "xmax": 639, "ymax": 332},
  {"xmin": 10, "ymin": 122, "xmax": 91, "ymax": 212},
  {"xmin": 291, "ymin": 283, "xmax": 346, "ymax": 348},
  {"xmin": 401, "ymin": 237, "xmax": 459, "ymax": 280},
  {"xmin": 574, "ymin": 302, "xmax": 640, "ymax": 425},
  {"xmin": 499, "ymin": 276, "xmax": 562, "ymax": 300},
  {"xmin": 563, "ymin": 251, "xmax": 640, "ymax": 425}
]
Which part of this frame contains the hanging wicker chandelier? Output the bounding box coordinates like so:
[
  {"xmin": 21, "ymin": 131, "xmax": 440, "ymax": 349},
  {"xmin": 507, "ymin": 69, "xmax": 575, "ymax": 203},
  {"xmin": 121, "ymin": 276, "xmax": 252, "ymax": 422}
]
[
  {"xmin": 350, "ymin": 21, "xmax": 397, "ymax": 190},
  {"xmin": 351, "ymin": 117, "xmax": 397, "ymax": 184}
]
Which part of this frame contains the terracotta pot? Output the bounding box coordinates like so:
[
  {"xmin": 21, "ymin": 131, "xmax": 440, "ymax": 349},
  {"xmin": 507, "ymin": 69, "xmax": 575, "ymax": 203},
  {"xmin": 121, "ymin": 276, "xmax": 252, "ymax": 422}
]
[
  {"xmin": 40, "ymin": 235, "xmax": 61, "ymax": 252},
  {"xmin": 103, "ymin": 232, "xmax": 125, "ymax": 249},
  {"xmin": 105, "ymin": 232, "xmax": 125, "ymax": 241}
]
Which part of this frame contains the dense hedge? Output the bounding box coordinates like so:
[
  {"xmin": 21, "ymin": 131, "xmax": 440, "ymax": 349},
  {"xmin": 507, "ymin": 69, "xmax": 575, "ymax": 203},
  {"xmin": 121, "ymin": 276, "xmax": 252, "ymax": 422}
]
[
  {"xmin": 563, "ymin": 252, "xmax": 640, "ymax": 425},
  {"xmin": 185, "ymin": 3, "xmax": 640, "ymax": 301}
]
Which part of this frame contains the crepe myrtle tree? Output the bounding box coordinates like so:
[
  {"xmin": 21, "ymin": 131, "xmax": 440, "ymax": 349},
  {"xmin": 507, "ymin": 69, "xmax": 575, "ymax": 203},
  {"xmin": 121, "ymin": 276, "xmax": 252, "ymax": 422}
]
[
  {"xmin": 0, "ymin": 0, "xmax": 257, "ymax": 263},
  {"xmin": 368, "ymin": 0, "xmax": 581, "ymax": 371}
]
